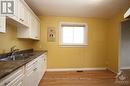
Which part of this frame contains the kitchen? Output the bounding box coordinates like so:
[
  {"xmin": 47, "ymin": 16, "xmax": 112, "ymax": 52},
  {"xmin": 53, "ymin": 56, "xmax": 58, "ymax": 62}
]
[{"xmin": 0, "ymin": 0, "xmax": 130, "ymax": 86}]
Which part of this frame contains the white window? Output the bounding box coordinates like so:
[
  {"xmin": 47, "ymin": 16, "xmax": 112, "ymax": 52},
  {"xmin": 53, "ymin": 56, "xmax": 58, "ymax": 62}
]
[{"xmin": 60, "ymin": 22, "xmax": 88, "ymax": 46}]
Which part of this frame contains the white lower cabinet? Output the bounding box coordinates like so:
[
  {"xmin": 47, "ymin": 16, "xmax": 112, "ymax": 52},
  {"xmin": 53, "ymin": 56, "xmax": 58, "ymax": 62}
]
[
  {"xmin": 9, "ymin": 75, "xmax": 24, "ymax": 86},
  {"xmin": 0, "ymin": 53, "xmax": 47, "ymax": 86},
  {"xmin": 25, "ymin": 59, "xmax": 39, "ymax": 86},
  {"xmin": 25, "ymin": 54, "xmax": 47, "ymax": 86},
  {"xmin": 0, "ymin": 67, "xmax": 24, "ymax": 86},
  {"xmin": 25, "ymin": 63, "xmax": 36, "ymax": 86},
  {"xmin": 43, "ymin": 54, "xmax": 47, "ymax": 76},
  {"xmin": 37, "ymin": 54, "xmax": 47, "ymax": 82}
]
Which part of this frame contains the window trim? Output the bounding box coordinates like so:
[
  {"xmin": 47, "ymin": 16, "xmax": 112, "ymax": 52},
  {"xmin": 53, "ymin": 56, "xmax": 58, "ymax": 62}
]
[{"xmin": 59, "ymin": 22, "xmax": 88, "ymax": 46}]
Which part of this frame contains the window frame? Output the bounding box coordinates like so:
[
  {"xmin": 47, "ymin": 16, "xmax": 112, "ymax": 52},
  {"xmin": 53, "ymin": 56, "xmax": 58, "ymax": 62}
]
[{"xmin": 59, "ymin": 22, "xmax": 88, "ymax": 47}]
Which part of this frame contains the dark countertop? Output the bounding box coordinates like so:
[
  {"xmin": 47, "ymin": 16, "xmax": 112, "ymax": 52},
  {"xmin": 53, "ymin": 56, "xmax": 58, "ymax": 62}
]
[{"xmin": 0, "ymin": 50, "xmax": 47, "ymax": 80}]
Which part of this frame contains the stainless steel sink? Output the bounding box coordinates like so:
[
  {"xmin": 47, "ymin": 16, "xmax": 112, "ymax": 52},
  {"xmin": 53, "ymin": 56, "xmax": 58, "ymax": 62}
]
[
  {"xmin": 0, "ymin": 53, "xmax": 33, "ymax": 61},
  {"xmin": 0, "ymin": 56, "xmax": 13, "ymax": 61}
]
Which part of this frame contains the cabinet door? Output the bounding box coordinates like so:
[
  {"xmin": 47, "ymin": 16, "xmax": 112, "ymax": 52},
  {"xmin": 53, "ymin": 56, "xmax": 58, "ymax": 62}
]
[
  {"xmin": 34, "ymin": 19, "xmax": 40, "ymax": 40},
  {"xmin": 0, "ymin": 67, "xmax": 24, "ymax": 86},
  {"xmin": 43, "ymin": 54, "xmax": 47, "ymax": 75},
  {"xmin": 25, "ymin": 61, "xmax": 35, "ymax": 86},
  {"xmin": 18, "ymin": 0, "xmax": 29, "ymax": 27},
  {"xmin": 25, "ymin": 70, "xmax": 35, "ymax": 86},
  {"xmin": 37, "ymin": 54, "xmax": 47, "ymax": 81},
  {"xmin": 36, "ymin": 19, "xmax": 40, "ymax": 40},
  {"xmin": 37, "ymin": 55, "xmax": 44, "ymax": 82},
  {"xmin": 22, "ymin": 6, "xmax": 30, "ymax": 26},
  {"xmin": 25, "ymin": 60, "xmax": 39, "ymax": 86},
  {"xmin": 0, "ymin": 17, "xmax": 6, "ymax": 33},
  {"xmin": 30, "ymin": 15, "xmax": 37, "ymax": 39},
  {"xmin": 34, "ymin": 61, "xmax": 40, "ymax": 85},
  {"xmin": 30, "ymin": 14, "xmax": 40, "ymax": 40},
  {"xmin": 8, "ymin": 0, "xmax": 19, "ymax": 21},
  {"xmin": 7, "ymin": 76, "xmax": 24, "ymax": 86},
  {"xmin": 18, "ymin": 0, "xmax": 24, "ymax": 23},
  {"xmin": 16, "ymin": 0, "xmax": 40, "ymax": 40}
]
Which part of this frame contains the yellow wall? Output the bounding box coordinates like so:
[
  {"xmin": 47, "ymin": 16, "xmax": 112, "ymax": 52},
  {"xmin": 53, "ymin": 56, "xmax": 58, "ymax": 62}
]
[
  {"xmin": 0, "ymin": 24, "xmax": 34, "ymax": 53},
  {"xmin": 107, "ymin": 13, "xmax": 124, "ymax": 72},
  {"xmin": 0, "ymin": 13, "xmax": 126, "ymax": 73},
  {"xmin": 34, "ymin": 16, "xmax": 109, "ymax": 69}
]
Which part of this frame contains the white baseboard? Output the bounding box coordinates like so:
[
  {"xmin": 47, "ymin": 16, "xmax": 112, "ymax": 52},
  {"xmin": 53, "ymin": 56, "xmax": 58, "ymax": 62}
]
[
  {"xmin": 47, "ymin": 68, "xmax": 107, "ymax": 72},
  {"xmin": 107, "ymin": 68, "xmax": 117, "ymax": 74},
  {"xmin": 120, "ymin": 67, "xmax": 130, "ymax": 70}
]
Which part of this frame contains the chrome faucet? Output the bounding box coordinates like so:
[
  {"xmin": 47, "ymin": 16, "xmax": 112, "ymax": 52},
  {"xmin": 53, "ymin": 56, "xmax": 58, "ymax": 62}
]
[
  {"xmin": 10, "ymin": 45, "xmax": 16, "ymax": 52},
  {"xmin": 10, "ymin": 46, "xmax": 20, "ymax": 60}
]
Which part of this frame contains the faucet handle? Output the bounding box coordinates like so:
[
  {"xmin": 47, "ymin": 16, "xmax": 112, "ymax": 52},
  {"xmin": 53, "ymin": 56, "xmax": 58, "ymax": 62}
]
[{"xmin": 10, "ymin": 45, "xmax": 16, "ymax": 52}]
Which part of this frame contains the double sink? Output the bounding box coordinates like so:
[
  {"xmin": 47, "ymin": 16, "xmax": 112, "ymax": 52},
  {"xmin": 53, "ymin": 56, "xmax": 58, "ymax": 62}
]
[{"xmin": 0, "ymin": 53, "xmax": 34, "ymax": 61}]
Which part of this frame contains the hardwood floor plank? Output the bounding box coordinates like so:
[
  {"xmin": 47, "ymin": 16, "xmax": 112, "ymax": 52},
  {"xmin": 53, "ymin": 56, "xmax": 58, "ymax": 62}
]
[{"xmin": 39, "ymin": 70, "xmax": 130, "ymax": 86}]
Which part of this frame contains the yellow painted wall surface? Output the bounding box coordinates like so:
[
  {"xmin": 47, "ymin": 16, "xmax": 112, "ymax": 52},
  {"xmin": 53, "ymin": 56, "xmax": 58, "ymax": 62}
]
[
  {"xmin": 34, "ymin": 16, "xmax": 109, "ymax": 69},
  {"xmin": 0, "ymin": 24, "xmax": 34, "ymax": 53},
  {"xmin": 0, "ymin": 14, "xmax": 126, "ymax": 72},
  {"xmin": 107, "ymin": 14, "xmax": 124, "ymax": 72},
  {"xmin": 0, "ymin": 15, "xmax": 124, "ymax": 72}
]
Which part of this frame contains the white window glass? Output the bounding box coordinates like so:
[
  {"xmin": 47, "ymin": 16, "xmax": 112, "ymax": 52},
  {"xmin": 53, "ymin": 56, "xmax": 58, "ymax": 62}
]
[
  {"xmin": 62, "ymin": 27, "xmax": 73, "ymax": 43},
  {"xmin": 73, "ymin": 27, "xmax": 84, "ymax": 44},
  {"xmin": 60, "ymin": 23, "xmax": 87, "ymax": 46}
]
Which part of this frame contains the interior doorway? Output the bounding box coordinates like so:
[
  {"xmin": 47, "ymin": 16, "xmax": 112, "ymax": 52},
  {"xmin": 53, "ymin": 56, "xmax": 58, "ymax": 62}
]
[{"xmin": 119, "ymin": 20, "xmax": 130, "ymax": 71}]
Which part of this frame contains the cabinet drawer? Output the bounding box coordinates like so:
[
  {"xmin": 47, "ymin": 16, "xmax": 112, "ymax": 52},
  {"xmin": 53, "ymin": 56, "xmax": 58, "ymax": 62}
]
[
  {"xmin": 6, "ymin": 75, "xmax": 24, "ymax": 86},
  {"xmin": 25, "ymin": 64, "xmax": 35, "ymax": 75},
  {"xmin": 25, "ymin": 59, "xmax": 38, "ymax": 74},
  {"xmin": 0, "ymin": 67, "xmax": 24, "ymax": 86},
  {"xmin": 26, "ymin": 59, "xmax": 37, "ymax": 69}
]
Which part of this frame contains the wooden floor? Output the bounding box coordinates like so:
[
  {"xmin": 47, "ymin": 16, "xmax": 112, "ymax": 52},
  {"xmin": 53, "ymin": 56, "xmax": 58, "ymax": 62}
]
[{"xmin": 39, "ymin": 70, "xmax": 130, "ymax": 86}]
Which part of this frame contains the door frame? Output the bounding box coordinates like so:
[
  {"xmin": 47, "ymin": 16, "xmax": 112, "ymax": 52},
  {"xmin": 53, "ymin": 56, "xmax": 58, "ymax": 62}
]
[{"xmin": 118, "ymin": 22, "xmax": 122, "ymax": 73}]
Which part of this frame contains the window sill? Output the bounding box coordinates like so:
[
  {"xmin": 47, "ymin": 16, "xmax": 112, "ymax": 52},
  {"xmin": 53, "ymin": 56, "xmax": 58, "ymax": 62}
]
[{"xmin": 59, "ymin": 44, "xmax": 88, "ymax": 47}]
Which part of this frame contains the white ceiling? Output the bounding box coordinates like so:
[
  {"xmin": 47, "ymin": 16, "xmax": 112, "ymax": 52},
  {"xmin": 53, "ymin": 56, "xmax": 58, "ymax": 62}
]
[{"xmin": 25, "ymin": 0, "xmax": 130, "ymax": 18}]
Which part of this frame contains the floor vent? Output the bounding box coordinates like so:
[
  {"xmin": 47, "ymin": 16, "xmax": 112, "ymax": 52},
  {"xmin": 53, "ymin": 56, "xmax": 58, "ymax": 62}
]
[{"xmin": 76, "ymin": 70, "xmax": 83, "ymax": 72}]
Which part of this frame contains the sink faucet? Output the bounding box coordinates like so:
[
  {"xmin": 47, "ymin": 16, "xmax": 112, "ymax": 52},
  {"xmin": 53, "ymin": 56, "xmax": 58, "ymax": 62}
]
[
  {"xmin": 10, "ymin": 46, "xmax": 20, "ymax": 60},
  {"xmin": 10, "ymin": 45, "xmax": 20, "ymax": 52},
  {"xmin": 10, "ymin": 45, "xmax": 16, "ymax": 52}
]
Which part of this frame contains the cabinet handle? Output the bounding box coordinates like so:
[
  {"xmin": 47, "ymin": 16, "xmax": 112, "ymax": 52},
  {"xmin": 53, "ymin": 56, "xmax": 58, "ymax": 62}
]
[
  {"xmin": 19, "ymin": 18, "xmax": 22, "ymax": 21},
  {"xmin": 4, "ymin": 81, "xmax": 11, "ymax": 86},
  {"xmin": 19, "ymin": 18, "xmax": 24, "ymax": 22},
  {"xmin": 33, "ymin": 68, "xmax": 37, "ymax": 71}
]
